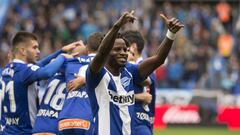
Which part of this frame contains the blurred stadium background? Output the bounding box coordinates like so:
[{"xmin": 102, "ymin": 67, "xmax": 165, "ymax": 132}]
[{"xmin": 0, "ymin": 0, "xmax": 240, "ymax": 134}]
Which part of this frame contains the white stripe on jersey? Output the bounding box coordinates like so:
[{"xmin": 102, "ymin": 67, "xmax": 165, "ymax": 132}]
[
  {"xmin": 95, "ymin": 73, "xmax": 111, "ymax": 135},
  {"xmin": 78, "ymin": 65, "xmax": 89, "ymax": 78},
  {"xmin": 95, "ymin": 72, "xmax": 133, "ymax": 135},
  {"xmin": 27, "ymin": 82, "xmax": 38, "ymax": 127},
  {"xmin": 112, "ymin": 76, "xmax": 131, "ymax": 135}
]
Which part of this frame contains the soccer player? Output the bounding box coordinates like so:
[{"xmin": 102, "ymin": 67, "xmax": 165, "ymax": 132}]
[
  {"xmin": 86, "ymin": 11, "xmax": 183, "ymax": 135},
  {"xmin": 58, "ymin": 32, "xmax": 104, "ymax": 135},
  {"xmin": 32, "ymin": 41, "xmax": 86, "ymax": 135},
  {"xmin": 1, "ymin": 31, "xmax": 76, "ymax": 135},
  {"xmin": 123, "ymin": 30, "xmax": 156, "ymax": 135},
  {"xmin": 0, "ymin": 51, "xmax": 12, "ymax": 135}
]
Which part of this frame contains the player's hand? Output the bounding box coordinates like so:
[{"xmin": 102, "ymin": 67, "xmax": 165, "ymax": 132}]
[
  {"xmin": 142, "ymin": 92, "xmax": 152, "ymax": 104},
  {"xmin": 114, "ymin": 10, "xmax": 137, "ymax": 28},
  {"xmin": 67, "ymin": 75, "xmax": 85, "ymax": 91},
  {"xmin": 61, "ymin": 53, "xmax": 73, "ymax": 59},
  {"xmin": 136, "ymin": 92, "xmax": 152, "ymax": 104},
  {"xmin": 70, "ymin": 40, "xmax": 86, "ymax": 57},
  {"xmin": 62, "ymin": 41, "xmax": 83, "ymax": 53},
  {"xmin": 160, "ymin": 14, "xmax": 184, "ymax": 33}
]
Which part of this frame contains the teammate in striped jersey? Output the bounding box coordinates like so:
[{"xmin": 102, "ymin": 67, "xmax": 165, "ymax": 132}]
[
  {"xmin": 124, "ymin": 30, "xmax": 156, "ymax": 135},
  {"xmin": 58, "ymin": 32, "xmax": 104, "ymax": 135},
  {"xmin": 1, "ymin": 31, "xmax": 77, "ymax": 135},
  {"xmin": 86, "ymin": 11, "xmax": 184, "ymax": 135}
]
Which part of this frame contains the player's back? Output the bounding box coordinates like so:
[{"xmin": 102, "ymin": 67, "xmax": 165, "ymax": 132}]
[
  {"xmin": 58, "ymin": 55, "xmax": 94, "ymax": 135},
  {"xmin": 2, "ymin": 61, "xmax": 39, "ymax": 135},
  {"xmin": 32, "ymin": 72, "xmax": 66, "ymax": 134}
]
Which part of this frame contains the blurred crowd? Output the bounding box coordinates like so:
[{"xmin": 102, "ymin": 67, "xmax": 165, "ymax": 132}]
[{"xmin": 0, "ymin": 0, "xmax": 239, "ymax": 93}]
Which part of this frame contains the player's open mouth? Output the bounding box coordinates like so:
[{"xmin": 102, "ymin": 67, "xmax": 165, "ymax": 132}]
[{"xmin": 118, "ymin": 57, "xmax": 127, "ymax": 62}]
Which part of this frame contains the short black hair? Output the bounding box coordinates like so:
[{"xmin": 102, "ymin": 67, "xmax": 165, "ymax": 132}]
[
  {"xmin": 87, "ymin": 32, "xmax": 104, "ymax": 51},
  {"xmin": 12, "ymin": 31, "xmax": 38, "ymax": 53},
  {"xmin": 12, "ymin": 31, "xmax": 37, "ymax": 47},
  {"xmin": 122, "ymin": 30, "xmax": 144, "ymax": 54},
  {"xmin": 116, "ymin": 33, "xmax": 130, "ymax": 47}
]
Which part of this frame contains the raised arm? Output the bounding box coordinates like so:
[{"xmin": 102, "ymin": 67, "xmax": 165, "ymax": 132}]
[
  {"xmin": 37, "ymin": 41, "xmax": 81, "ymax": 67},
  {"xmin": 138, "ymin": 14, "xmax": 184, "ymax": 79},
  {"xmin": 90, "ymin": 11, "xmax": 136, "ymax": 74},
  {"xmin": 24, "ymin": 53, "xmax": 74, "ymax": 85},
  {"xmin": 36, "ymin": 53, "xmax": 73, "ymax": 79}
]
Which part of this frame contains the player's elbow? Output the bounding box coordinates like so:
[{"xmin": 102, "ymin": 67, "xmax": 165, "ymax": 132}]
[
  {"xmin": 156, "ymin": 55, "xmax": 166, "ymax": 66},
  {"xmin": 45, "ymin": 72, "xmax": 54, "ymax": 78},
  {"xmin": 158, "ymin": 59, "xmax": 165, "ymax": 66}
]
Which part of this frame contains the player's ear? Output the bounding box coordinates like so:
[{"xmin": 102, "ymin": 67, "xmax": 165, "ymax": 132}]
[
  {"xmin": 18, "ymin": 45, "xmax": 27, "ymax": 56},
  {"xmin": 131, "ymin": 43, "xmax": 138, "ymax": 53}
]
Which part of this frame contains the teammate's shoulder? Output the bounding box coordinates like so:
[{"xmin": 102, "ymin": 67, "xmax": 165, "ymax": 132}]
[
  {"xmin": 78, "ymin": 55, "xmax": 92, "ymax": 63},
  {"xmin": 27, "ymin": 64, "xmax": 40, "ymax": 71},
  {"xmin": 6, "ymin": 62, "xmax": 27, "ymax": 72},
  {"xmin": 66, "ymin": 55, "xmax": 90, "ymax": 63},
  {"xmin": 1, "ymin": 64, "xmax": 14, "ymax": 77}
]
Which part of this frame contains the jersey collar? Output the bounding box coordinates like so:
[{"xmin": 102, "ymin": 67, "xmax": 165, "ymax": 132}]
[
  {"xmin": 88, "ymin": 53, "xmax": 96, "ymax": 57},
  {"xmin": 13, "ymin": 59, "xmax": 26, "ymax": 64},
  {"xmin": 136, "ymin": 57, "xmax": 143, "ymax": 64}
]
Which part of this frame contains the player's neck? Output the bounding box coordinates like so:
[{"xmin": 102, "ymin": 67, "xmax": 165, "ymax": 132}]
[
  {"xmin": 105, "ymin": 63, "xmax": 120, "ymax": 76},
  {"xmin": 14, "ymin": 54, "xmax": 27, "ymax": 63},
  {"xmin": 135, "ymin": 53, "xmax": 141, "ymax": 59}
]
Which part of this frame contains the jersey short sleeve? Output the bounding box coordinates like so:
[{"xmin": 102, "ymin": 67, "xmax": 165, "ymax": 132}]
[
  {"xmin": 21, "ymin": 64, "xmax": 41, "ymax": 85},
  {"xmin": 86, "ymin": 67, "xmax": 106, "ymax": 90}
]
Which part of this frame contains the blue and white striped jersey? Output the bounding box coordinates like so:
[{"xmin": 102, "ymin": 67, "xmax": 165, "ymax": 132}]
[
  {"xmin": 134, "ymin": 58, "xmax": 156, "ymax": 128},
  {"xmin": 148, "ymin": 74, "xmax": 156, "ymax": 126},
  {"xmin": 86, "ymin": 63, "xmax": 145, "ymax": 135},
  {"xmin": 32, "ymin": 72, "xmax": 66, "ymax": 134}
]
